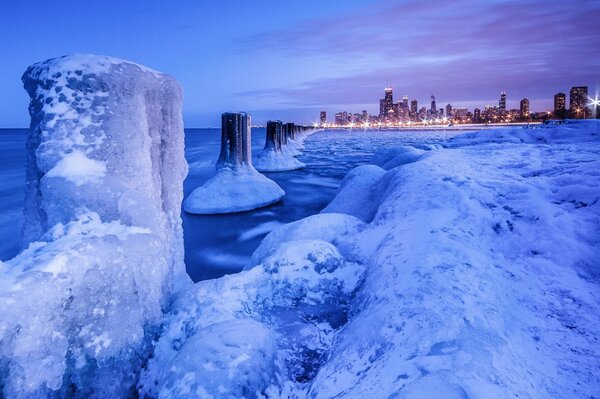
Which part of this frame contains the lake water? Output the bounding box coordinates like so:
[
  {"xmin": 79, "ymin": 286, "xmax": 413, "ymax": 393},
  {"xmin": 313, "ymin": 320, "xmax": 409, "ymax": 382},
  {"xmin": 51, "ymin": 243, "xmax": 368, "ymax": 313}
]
[{"xmin": 0, "ymin": 127, "xmax": 462, "ymax": 281}]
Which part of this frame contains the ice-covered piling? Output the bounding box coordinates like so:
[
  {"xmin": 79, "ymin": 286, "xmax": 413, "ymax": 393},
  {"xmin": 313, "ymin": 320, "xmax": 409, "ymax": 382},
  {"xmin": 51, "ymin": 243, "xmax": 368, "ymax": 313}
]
[
  {"xmin": 184, "ymin": 112, "xmax": 285, "ymax": 213},
  {"xmin": 217, "ymin": 112, "xmax": 252, "ymax": 168},
  {"xmin": 264, "ymin": 120, "xmax": 283, "ymax": 152},
  {"xmin": 254, "ymin": 119, "xmax": 305, "ymax": 172},
  {"xmin": 0, "ymin": 54, "xmax": 188, "ymax": 398}
]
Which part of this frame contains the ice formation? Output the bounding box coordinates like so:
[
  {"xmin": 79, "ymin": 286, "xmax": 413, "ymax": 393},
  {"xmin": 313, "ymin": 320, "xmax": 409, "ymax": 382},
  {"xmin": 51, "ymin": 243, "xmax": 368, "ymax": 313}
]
[
  {"xmin": 146, "ymin": 121, "xmax": 599, "ymax": 398},
  {"xmin": 253, "ymin": 120, "xmax": 305, "ymax": 172},
  {"xmin": 184, "ymin": 112, "xmax": 285, "ymax": 214},
  {"xmin": 0, "ymin": 54, "xmax": 188, "ymax": 398}
]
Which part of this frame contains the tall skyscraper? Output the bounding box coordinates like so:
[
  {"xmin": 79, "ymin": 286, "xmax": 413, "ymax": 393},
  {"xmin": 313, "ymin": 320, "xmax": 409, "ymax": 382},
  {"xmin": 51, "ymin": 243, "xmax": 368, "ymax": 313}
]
[
  {"xmin": 499, "ymin": 91, "xmax": 507, "ymax": 111},
  {"xmin": 402, "ymin": 96, "xmax": 409, "ymax": 109},
  {"xmin": 430, "ymin": 95, "xmax": 437, "ymax": 113},
  {"xmin": 319, "ymin": 111, "xmax": 326, "ymax": 125},
  {"xmin": 446, "ymin": 104, "xmax": 453, "ymax": 118},
  {"xmin": 379, "ymin": 88, "xmax": 394, "ymax": 120},
  {"xmin": 410, "ymin": 99, "xmax": 417, "ymax": 114},
  {"xmin": 569, "ymin": 86, "xmax": 588, "ymax": 118},
  {"xmin": 520, "ymin": 98, "xmax": 529, "ymax": 119},
  {"xmin": 335, "ymin": 112, "xmax": 343, "ymax": 125}
]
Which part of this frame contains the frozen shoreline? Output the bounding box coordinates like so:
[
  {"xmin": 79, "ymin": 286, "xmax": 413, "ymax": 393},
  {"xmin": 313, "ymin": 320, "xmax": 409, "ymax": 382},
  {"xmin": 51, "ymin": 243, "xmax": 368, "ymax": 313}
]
[{"xmin": 145, "ymin": 120, "xmax": 600, "ymax": 398}]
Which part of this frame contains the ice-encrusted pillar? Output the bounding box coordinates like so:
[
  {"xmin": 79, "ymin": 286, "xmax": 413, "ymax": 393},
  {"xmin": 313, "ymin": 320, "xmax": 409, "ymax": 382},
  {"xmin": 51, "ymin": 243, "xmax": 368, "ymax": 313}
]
[
  {"xmin": 1, "ymin": 54, "xmax": 189, "ymax": 398},
  {"xmin": 184, "ymin": 112, "xmax": 285, "ymax": 214},
  {"xmin": 217, "ymin": 112, "xmax": 252, "ymax": 168},
  {"xmin": 286, "ymin": 122, "xmax": 295, "ymax": 141},
  {"xmin": 264, "ymin": 120, "xmax": 283, "ymax": 152}
]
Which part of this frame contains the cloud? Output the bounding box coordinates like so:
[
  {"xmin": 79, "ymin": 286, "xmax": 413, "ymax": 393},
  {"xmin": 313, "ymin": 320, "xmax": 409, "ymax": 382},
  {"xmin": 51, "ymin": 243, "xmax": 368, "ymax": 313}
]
[{"xmin": 237, "ymin": 0, "xmax": 600, "ymax": 111}]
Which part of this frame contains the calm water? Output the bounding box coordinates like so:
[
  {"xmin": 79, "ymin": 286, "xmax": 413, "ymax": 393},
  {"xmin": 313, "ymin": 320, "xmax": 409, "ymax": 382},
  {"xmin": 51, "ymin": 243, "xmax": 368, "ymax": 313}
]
[{"xmin": 0, "ymin": 127, "xmax": 462, "ymax": 281}]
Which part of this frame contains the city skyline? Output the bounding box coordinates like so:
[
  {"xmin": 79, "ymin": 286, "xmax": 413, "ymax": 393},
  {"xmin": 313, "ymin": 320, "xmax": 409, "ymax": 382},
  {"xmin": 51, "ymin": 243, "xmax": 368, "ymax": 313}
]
[
  {"xmin": 323, "ymin": 84, "xmax": 598, "ymax": 127},
  {"xmin": 0, "ymin": 0, "xmax": 599, "ymax": 127}
]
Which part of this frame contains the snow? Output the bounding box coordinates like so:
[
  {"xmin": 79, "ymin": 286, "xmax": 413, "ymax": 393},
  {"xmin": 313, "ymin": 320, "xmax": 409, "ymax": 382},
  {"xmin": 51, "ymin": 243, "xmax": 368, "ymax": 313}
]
[
  {"xmin": 146, "ymin": 121, "xmax": 598, "ymax": 398},
  {"xmin": 0, "ymin": 54, "xmax": 188, "ymax": 398},
  {"xmin": 183, "ymin": 166, "xmax": 285, "ymax": 214},
  {"xmin": 253, "ymin": 149, "xmax": 305, "ymax": 172}
]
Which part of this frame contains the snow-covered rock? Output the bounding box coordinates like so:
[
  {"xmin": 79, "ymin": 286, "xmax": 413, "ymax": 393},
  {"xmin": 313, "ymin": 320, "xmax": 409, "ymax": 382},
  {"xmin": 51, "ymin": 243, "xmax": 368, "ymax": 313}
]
[
  {"xmin": 184, "ymin": 113, "xmax": 284, "ymax": 214},
  {"xmin": 254, "ymin": 120, "xmax": 305, "ymax": 172},
  {"xmin": 0, "ymin": 54, "xmax": 188, "ymax": 398}
]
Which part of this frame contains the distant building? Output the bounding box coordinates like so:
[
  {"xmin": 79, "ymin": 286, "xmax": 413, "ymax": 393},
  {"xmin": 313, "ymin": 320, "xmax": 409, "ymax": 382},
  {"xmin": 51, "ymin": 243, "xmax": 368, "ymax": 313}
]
[
  {"xmin": 334, "ymin": 112, "xmax": 344, "ymax": 126},
  {"xmin": 410, "ymin": 99, "xmax": 418, "ymax": 120},
  {"xmin": 454, "ymin": 108, "xmax": 468, "ymax": 119},
  {"xmin": 402, "ymin": 96, "xmax": 409, "ymax": 109},
  {"xmin": 569, "ymin": 86, "xmax": 588, "ymax": 118},
  {"xmin": 554, "ymin": 93, "xmax": 566, "ymax": 112},
  {"xmin": 446, "ymin": 104, "xmax": 453, "ymax": 118},
  {"xmin": 520, "ymin": 98, "xmax": 530, "ymax": 119},
  {"xmin": 430, "ymin": 95, "xmax": 437, "ymax": 114},
  {"xmin": 380, "ymin": 88, "xmax": 394, "ymax": 120},
  {"xmin": 473, "ymin": 108, "xmax": 481, "ymax": 123},
  {"xmin": 319, "ymin": 111, "xmax": 327, "ymax": 125},
  {"xmin": 439, "ymin": 108, "xmax": 444, "ymax": 117},
  {"xmin": 499, "ymin": 91, "xmax": 507, "ymax": 111}
]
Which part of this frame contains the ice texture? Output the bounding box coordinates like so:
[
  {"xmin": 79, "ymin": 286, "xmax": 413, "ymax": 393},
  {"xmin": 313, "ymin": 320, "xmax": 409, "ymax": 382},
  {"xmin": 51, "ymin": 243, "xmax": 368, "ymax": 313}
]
[
  {"xmin": 254, "ymin": 120, "xmax": 305, "ymax": 172},
  {"xmin": 0, "ymin": 54, "xmax": 188, "ymax": 398},
  {"xmin": 146, "ymin": 121, "xmax": 598, "ymax": 398},
  {"xmin": 184, "ymin": 113, "xmax": 285, "ymax": 214}
]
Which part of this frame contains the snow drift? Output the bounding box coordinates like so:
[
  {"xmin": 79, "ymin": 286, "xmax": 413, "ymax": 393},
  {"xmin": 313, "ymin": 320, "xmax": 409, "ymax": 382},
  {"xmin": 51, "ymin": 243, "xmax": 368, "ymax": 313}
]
[
  {"xmin": 0, "ymin": 54, "xmax": 188, "ymax": 398},
  {"xmin": 145, "ymin": 121, "xmax": 600, "ymax": 398}
]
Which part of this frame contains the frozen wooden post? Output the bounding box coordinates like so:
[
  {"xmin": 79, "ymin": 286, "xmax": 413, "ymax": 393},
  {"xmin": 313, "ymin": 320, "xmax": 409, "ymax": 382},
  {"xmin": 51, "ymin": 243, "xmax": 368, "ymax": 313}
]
[{"xmin": 218, "ymin": 112, "xmax": 252, "ymax": 168}]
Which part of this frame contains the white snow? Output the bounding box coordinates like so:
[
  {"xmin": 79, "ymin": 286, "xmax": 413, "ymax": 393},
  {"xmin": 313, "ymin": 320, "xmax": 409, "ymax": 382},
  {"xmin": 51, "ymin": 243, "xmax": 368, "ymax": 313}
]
[
  {"xmin": 145, "ymin": 120, "xmax": 599, "ymax": 398},
  {"xmin": 45, "ymin": 150, "xmax": 106, "ymax": 186},
  {"xmin": 253, "ymin": 149, "xmax": 305, "ymax": 172},
  {"xmin": 183, "ymin": 166, "xmax": 285, "ymax": 214},
  {"xmin": 0, "ymin": 54, "xmax": 188, "ymax": 398}
]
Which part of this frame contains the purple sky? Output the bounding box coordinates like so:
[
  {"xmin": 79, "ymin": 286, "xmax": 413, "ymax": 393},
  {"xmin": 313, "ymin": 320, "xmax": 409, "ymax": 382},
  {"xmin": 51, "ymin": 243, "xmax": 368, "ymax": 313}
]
[{"xmin": 0, "ymin": 0, "xmax": 598, "ymax": 126}]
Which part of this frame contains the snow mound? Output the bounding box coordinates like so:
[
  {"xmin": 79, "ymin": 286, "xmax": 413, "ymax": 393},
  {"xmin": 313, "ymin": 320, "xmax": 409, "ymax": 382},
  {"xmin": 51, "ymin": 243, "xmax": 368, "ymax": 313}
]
[
  {"xmin": 321, "ymin": 165, "xmax": 387, "ymax": 222},
  {"xmin": 156, "ymin": 319, "xmax": 281, "ymax": 399},
  {"xmin": 0, "ymin": 54, "xmax": 187, "ymax": 398},
  {"xmin": 371, "ymin": 145, "xmax": 426, "ymax": 170},
  {"xmin": 183, "ymin": 166, "xmax": 285, "ymax": 214},
  {"xmin": 254, "ymin": 149, "xmax": 305, "ymax": 172},
  {"xmin": 140, "ymin": 214, "xmax": 367, "ymax": 397},
  {"xmin": 447, "ymin": 119, "xmax": 600, "ymax": 147},
  {"xmin": 307, "ymin": 121, "xmax": 600, "ymax": 398}
]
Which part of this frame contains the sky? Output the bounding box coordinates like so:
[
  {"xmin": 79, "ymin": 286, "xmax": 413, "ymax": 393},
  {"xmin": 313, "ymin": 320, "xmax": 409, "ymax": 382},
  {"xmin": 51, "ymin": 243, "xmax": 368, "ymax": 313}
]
[{"xmin": 0, "ymin": 0, "xmax": 599, "ymax": 127}]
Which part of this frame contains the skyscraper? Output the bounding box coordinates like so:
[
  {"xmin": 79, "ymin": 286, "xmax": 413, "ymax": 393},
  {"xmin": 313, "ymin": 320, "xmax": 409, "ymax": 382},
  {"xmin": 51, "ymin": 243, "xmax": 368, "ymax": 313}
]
[
  {"xmin": 410, "ymin": 99, "xmax": 417, "ymax": 114},
  {"xmin": 380, "ymin": 88, "xmax": 394, "ymax": 120},
  {"xmin": 430, "ymin": 95, "xmax": 436, "ymax": 113},
  {"xmin": 553, "ymin": 93, "xmax": 566, "ymax": 118},
  {"xmin": 499, "ymin": 91, "xmax": 507, "ymax": 111},
  {"xmin": 569, "ymin": 86, "xmax": 588, "ymax": 118},
  {"xmin": 473, "ymin": 108, "xmax": 481, "ymax": 123},
  {"xmin": 446, "ymin": 104, "xmax": 453, "ymax": 118},
  {"xmin": 319, "ymin": 111, "xmax": 326, "ymax": 125},
  {"xmin": 520, "ymin": 98, "xmax": 529, "ymax": 119},
  {"xmin": 402, "ymin": 96, "xmax": 409, "ymax": 109}
]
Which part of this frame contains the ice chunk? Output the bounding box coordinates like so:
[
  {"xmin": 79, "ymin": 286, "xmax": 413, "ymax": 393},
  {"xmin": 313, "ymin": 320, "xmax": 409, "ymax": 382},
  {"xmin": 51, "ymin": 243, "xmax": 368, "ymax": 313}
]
[
  {"xmin": 371, "ymin": 145, "xmax": 425, "ymax": 170},
  {"xmin": 0, "ymin": 54, "xmax": 188, "ymax": 398},
  {"xmin": 184, "ymin": 113, "xmax": 285, "ymax": 214}
]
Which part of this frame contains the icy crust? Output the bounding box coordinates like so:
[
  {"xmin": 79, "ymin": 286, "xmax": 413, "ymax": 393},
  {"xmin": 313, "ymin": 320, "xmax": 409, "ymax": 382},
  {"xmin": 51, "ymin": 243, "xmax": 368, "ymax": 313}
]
[
  {"xmin": 0, "ymin": 55, "xmax": 188, "ymax": 397},
  {"xmin": 150, "ymin": 121, "xmax": 600, "ymax": 398},
  {"xmin": 253, "ymin": 149, "xmax": 305, "ymax": 172},
  {"xmin": 183, "ymin": 166, "xmax": 285, "ymax": 214},
  {"xmin": 306, "ymin": 121, "xmax": 600, "ymax": 398},
  {"xmin": 139, "ymin": 213, "xmax": 367, "ymax": 398}
]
